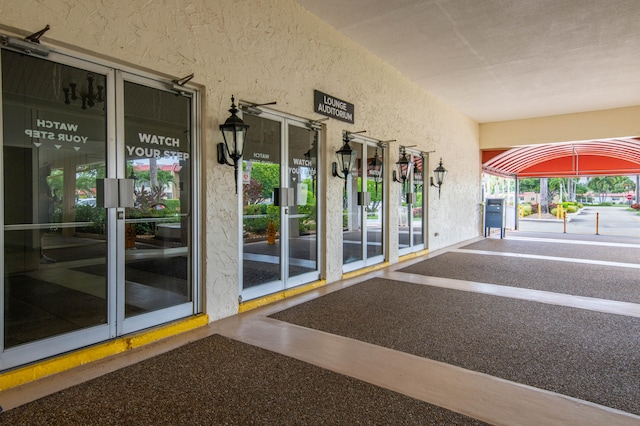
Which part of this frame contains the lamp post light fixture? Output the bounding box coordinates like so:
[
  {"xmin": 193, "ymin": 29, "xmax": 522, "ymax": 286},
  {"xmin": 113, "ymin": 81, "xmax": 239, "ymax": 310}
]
[
  {"xmin": 332, "ymin": 132, "xmax": 358, "ymax": 192},
  {"xmin": 410, "ymin": 162, "xmax": 424, "ymax": 194},
  {"xmin": 217, "ymin": 95, "xmax": 250, "ymax": 193},
  {"xmin": 430, "ymin": 157, "xmax": 447, "ymax": 199},
  {"xmin": 369, "ymin": 147, "xmax": 383, "ymax": 196},
  {"xmin": 304, "ymin": 132, "xmax": 318, "ymax": 195}
]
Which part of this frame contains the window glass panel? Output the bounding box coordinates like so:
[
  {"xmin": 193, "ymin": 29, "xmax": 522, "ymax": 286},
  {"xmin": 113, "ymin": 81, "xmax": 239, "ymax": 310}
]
[
  {"xmin": 366, "ymin": 144, "xmax": 383, "ymax": 258},
  {"xmin": 123, "ymin": 81, "xmax": 192, "ymax": 317},
  {"xmin": 288, "ymin": 125, "xmax": 318, "ymax": 278},
  {"xmin": 2, "ymin": 50, "xmax": 108, "ymax": 347},
  {"xmin": 343, "ymin": 143, "xmax": 362, "ymax": 265},
  {"xmin": 398, "ymin": 150, "xmax": 425, "ymax": 253},
  {"xmin": 242, "ymin": 114, "xmax": 281, "ymax": 289},
  {"xmin": 412, "ymin": 155, "xmax": 424, "ymax": 246}
]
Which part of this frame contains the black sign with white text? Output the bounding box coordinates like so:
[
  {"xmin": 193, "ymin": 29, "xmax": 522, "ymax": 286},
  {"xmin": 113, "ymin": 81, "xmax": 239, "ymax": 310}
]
[{"xmin": 314, "ymin": 90, "xmax": 354, "ymax": 123}]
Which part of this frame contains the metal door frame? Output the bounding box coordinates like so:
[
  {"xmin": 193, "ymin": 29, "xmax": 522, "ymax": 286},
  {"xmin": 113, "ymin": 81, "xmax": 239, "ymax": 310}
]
[
  {"xmin": 0, "ymin": 44, "xmax": 201, "ymax": 370},
  {"xmin": 342, "ymin": 136, "xmax": 386, "ymax": 273},
  {"xmin": 0, "ymin": 48, "xmax": 114, "ymax": 370},
  {"xmin": 239, "ymin": 108, "xmax": 322, "ymax": 302},
  {"xmin": 116, "ymin": 71, "xmax": 200, "ymax": 336},
  {"xmin": 398, "ymin": 149, "xmax": 427, "ymax": 256}
]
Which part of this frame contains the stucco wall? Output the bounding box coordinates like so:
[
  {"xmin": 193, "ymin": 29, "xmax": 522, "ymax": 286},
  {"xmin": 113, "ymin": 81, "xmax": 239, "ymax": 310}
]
[{"xmin": 0, "ymin": 0, "xmax": 481, "ymax": 321}]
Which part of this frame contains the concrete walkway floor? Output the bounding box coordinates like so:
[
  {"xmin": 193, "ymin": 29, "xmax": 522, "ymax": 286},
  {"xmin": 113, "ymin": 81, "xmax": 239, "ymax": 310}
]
[{"xmin": 1, "ymin": 231, "xmax": 640, "ymax": 425}]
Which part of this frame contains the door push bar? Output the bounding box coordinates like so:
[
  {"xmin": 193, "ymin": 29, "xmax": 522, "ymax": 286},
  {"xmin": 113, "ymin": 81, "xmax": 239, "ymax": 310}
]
[
  {"xmin": 357, "ymin": 191, "xmax": 371, "ymax": 206},
  {"xmin": 405, "ymin": 192, "xmax": 415, "ymax": 205},
  {"xmin": 273, "ymin": 187, "xmax": 295, "ymax": 207},
  {"xmin": 96, "ymin": 178, "xmax": 135, "ymax": 208}
]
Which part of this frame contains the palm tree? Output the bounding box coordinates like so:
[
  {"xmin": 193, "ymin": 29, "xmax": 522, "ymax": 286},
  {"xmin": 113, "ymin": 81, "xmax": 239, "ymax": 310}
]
[
  {"xmin": 539, "ymin": 178, "xmax": 549, "ymax": 214},
  {"xmin": 611, "ymin": 176, "xmax": 635, "ymax": 193},
  {"xmin": 587, "ymin": 177, "xmax": 615, "ymax": 203}
]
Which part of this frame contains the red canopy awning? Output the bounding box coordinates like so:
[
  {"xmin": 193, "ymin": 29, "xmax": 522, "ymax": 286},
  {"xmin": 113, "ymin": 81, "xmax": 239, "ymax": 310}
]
[{"xmin": 482, "ymin": 137, "xmax": 640, "ymax": 178}]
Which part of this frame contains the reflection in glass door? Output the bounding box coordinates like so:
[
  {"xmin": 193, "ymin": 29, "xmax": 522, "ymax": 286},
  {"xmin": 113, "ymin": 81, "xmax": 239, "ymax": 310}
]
[
  {"xmin": 287, "ymin": 124, "xmax": 319, "ymax": 283},
  {"xmin": 240, "ymin": 112, "xmax": 320, "ymax": 301},
  {"xmin": 343, "ymin": 138, "xmax": 385, "ymax": 272},
  {"xmin": 342, "ymin": 141, "xmax": 363, "ymax": 265},
  {"xmin": 121, "ymin": 78, "xmax": 194, "ymax": 333},
  {"xmin": 398, "ymin": 150, "xmax": 426, "ymax": 255},
  {"xmin": 1, "ymin": 49, "xmax": 111, "ymax": 367},
  {"xmin": 241, "ymin": 114, "xmax": 281, "ymax": 289}
]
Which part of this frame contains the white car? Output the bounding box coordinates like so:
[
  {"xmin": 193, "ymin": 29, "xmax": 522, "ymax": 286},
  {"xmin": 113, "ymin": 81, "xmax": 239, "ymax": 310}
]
[{"xmin": 77, "ymin": 198, "xmax": 96, "ymax": 207}]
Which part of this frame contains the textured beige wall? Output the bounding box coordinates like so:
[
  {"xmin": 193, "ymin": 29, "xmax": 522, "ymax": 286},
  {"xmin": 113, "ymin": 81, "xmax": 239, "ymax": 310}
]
[
  {"xmin": 480, "ymin": 105, "xmax": 640, "ymax": 149},
  {"xmin": 0, "ymin": 0, "xmax": 481, "ymax": 321}
]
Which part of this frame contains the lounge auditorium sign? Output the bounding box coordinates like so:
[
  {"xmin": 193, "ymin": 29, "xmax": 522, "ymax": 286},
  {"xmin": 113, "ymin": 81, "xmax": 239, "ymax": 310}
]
[{"xmin": 314, "ymin": 90, "xmax": 354, "ymax": 124}]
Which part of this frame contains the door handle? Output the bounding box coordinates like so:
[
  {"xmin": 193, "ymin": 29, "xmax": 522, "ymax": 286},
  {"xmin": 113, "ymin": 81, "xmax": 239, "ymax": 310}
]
[
  {"xmin": 273, "ymin": 187, "xmax": 296, "ymax": 207},
  {"xmin": 96, "ymin": 178, "xmax": 134, "ymax": 208},
  {"xmin": 97, "ymin": 179, "xmax": 119, "ymax": 208},
  {"xmin": 357, "ymin": 192, "xmax": 371, "ymax": 206},
  {"xmin": 119, "ymin": 179, "xmax": 134, "ymax": 208}
]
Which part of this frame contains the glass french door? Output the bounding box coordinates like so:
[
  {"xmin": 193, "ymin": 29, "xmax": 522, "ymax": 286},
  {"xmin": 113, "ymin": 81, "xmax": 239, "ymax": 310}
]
[
  {"xmin": 342, "ymin": 138, "xmax": 385, "ymax": 273},
  {"xmin": 240, "ymin": 111, "xmax": 320, "ymax": 301},
  {"xmin": 119, "ymin": 75, "xmax": 196, "ymax": 334},
  {"xmin": 0, "ymin": 48, "xmax": 198, "ymax": 370},
  {"xmin": 398, "ymin": 149, "xmax": 426, "ymax": 255}
]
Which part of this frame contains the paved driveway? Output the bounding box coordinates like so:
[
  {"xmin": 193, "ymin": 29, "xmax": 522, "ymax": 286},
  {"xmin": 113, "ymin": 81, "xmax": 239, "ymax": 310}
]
[{"xmin": 518, "ymin": 206, "xmax": 640, "ymax": 238}]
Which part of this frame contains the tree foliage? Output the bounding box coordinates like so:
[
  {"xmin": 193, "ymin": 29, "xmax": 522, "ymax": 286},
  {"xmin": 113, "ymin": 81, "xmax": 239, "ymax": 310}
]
[
  {"xmin": 519, "ymin": 177, "xmax": 600, "ymax": 207},
  {"xmin": 518, "ymin": 178, "xmax": 539, "ymax": 193},
  {"xmin": 587, "ymin": 176, "xmax": 635, "ymax": 203},
  {"xmin": 132, "ymin": 169, "xmax": 175, "ymax": 188},
  {"xmin": 244, "ymin": 178, "xmax": 267, "ymax": 205},
  {"xmin": 47, "ymin": 165, "xmax": 106, "ymax": 201},
  {"xmin": 248, "ymin": 162, "xmax": 280, "ymax": 201}
]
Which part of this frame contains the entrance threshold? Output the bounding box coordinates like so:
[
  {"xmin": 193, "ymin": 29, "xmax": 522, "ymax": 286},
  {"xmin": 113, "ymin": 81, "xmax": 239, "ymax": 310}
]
[
  {"xmin": 239, "ymin": 280, "xmax": 327, "ymax": 313},
  {"xmin": 0, "ymin": 314, "xmax": 209, "ymax": 391}
]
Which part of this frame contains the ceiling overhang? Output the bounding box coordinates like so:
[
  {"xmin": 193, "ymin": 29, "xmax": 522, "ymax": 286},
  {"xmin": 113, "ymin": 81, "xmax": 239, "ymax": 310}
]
[
  {"xmin": 295, "ymin": 0, "xmax": 640, "ymax": 123},
  {"xmin": 482, "ymin": 138, "xmax": 640, "ymax": 178}
]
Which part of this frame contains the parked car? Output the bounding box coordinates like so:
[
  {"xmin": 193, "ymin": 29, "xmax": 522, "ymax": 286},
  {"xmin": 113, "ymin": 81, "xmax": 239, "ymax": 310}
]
[{"xmin": 77, "ymin": 198, "xmax": 96, "ymax": 207}]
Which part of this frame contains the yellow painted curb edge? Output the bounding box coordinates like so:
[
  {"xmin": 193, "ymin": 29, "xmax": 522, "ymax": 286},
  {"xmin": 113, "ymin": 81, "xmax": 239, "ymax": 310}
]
[
  {"xmin": 399, "ymin": 248, "xmax": 429, "ymax": 262},
  {"xmin": 0, "ymin": 314, "xmax": 209, "ymax": 391},
  {"xmin": 239, "ymin": 280, "xmax": 327, "ymax": 313},
  {"xmin": 238, "ymin": 250, "xmax": 428, "ymax": 314},
  {"xmin": 342, "ymin": 261, "xmax": 390, "ymax": 280}
]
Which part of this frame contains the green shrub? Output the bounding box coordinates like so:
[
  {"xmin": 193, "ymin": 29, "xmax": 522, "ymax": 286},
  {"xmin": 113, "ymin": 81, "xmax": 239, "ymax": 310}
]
[
  {"xmin": 243, "ymin": 204, "xmax": 279, "ymax": 234},
  {"xmin": 163, "ymin": 199, "xmax": 181, "ymax": 215},
  {"xmin": 75, "ymin": 205, "xmax": 106, "ymax": 234},
  {"xmin": 244, "ymin": 203, "xmax": 268, "ymax": 216},
  {"xmin": 561, "ymin": 201, "xmax": 581, "ymax": 210},
  {"xmin": 297, "ymin": 203, "xmax": 317, "ymax": 234}
]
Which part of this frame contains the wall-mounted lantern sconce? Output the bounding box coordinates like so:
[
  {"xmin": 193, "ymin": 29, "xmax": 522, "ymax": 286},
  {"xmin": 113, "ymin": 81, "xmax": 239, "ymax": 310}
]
[
  {"xmin": 217, "ymin": 96, "xmax": 250, "ymax": 193},
  {"xmin": 430, "ymin": 158, "xmax": 447, "ymax": 199},
  {"xmin": 332, "ymin": 132, "xmax": 358, "ymax": 192},
  {"xmin": 393, "ymin": 147, "xmax": 413, "ymax": 188}
]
